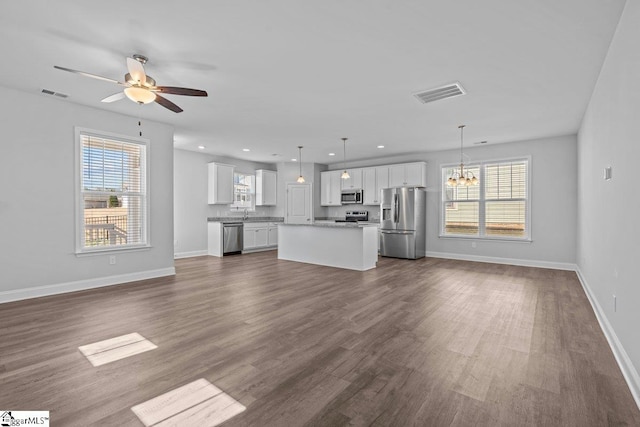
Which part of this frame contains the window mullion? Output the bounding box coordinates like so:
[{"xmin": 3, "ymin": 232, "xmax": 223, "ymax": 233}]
[{"xmin": 479, "ymin": 164, "xmax": 486, "ymax": 237}]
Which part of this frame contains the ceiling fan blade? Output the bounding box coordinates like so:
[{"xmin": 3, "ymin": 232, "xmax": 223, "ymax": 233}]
[
  {"xmin": 126, "ymin": 57, "xmax": 146, "ymax": 86},
  {"xmin": 153, "ymin": 86, "xmax": 208, "ymax": 97},
  {"xmin": 155, "ymin": 94, "xmax": 183, "ymax": 113},
  {"xmin": 101, "ymin": 92, "xmax": 126, "ymax": 103},
  {"xmin": 53, "ymin": 65, "xmax": 127, "ymax": 86}
]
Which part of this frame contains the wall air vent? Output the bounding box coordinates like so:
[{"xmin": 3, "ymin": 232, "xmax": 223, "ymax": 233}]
[
  {"xmin": 413, "ymin": 82, "xmax": 466, "ymax": 104},
  {"xmin": 41, "ymin": 89, "xmax": 68, "ymax": 98}
]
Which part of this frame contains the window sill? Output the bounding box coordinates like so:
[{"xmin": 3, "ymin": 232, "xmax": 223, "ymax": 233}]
[
  {"xmin": 438, "ymin": 235, "xmax": 532, "ymax": 244},
  {"xmin": 75, "ymin": 245, "xmax": 152, "ymax": 257}
]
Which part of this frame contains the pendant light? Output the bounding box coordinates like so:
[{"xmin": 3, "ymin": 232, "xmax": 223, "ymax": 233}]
[
  {"xmin": 296, "ymin": 146, "xmax": 305, "ymax": 183},
  {"xmin": 447, "ymin": 125, "xmax": 479, "ymax": 187},
  {"xmin": 341, "ymin": 137, "xmax": 350, "ymax": 180}
]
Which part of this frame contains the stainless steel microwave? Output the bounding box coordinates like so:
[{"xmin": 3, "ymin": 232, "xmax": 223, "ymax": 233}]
[{"xmin": 341, "ymin": 189, "xmax": 363, "ymax": 204}]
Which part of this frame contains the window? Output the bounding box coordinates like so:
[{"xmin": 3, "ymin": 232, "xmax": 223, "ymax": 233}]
[
  {"xmin": 76, "ymin": 128, "xmax": 148, "ymax": 253},
  {"xmin": 441, "ymin": 158, "xmax": 529, "ymax": 240},
  {"xmin": 231, "ymin": 172, "xmax": 255, "ymax": 210}
]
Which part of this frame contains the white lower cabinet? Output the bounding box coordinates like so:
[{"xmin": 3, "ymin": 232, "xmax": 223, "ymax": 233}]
[
  {"xmin": 243, "ymin": 222, "xmax": 279, "ymax": 251},
  {"xmin": 268, "ymin": 224, "xmax": 278, "ymax": 246}
]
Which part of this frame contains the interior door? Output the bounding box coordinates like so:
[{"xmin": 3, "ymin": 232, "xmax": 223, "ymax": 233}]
[{"xmin": 286, "ymin": 183, "xmax": 312, "ymax": 224}]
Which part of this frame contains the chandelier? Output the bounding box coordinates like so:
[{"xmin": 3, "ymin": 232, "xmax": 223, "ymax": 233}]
[{"xmin": 447, "ymin": 125, "xmax": 478, "ymax": 187}]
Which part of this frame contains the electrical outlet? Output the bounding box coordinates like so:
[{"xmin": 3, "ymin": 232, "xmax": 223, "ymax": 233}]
[
  {"xmin": 613, "ymin": 295, "xmax": 617, "ymax": 312},
  {"xmin": 109, "ymin": 255, "xmax": 116, "ymax": 265},
  {"xmin": 471, "ymin": 241, "xmax": 477, "ymax": 249}
]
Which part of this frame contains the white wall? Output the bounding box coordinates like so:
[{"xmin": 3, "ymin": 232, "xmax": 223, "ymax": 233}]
[
  {"xmin": 327, "ymin": 135, "xmax": 577, "ymax": 267},
  {"xmin": 577, "ymin": 0, "xmax": 640, "ymax": 404},
  {"xmin": 274, "ymin": 162, "xmax": 327, "ymax": 219},
  {"xmin": 0, "ymin": 86, "xmax": 175, "ymax": 301},
  {"xmin": 174, "ymin": 149, "xmax": 277, "ymax": 257}
]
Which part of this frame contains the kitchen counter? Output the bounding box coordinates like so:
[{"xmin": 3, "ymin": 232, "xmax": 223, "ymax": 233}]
[
  {"xmin": 207, "ymin": 217, "xmax": 284, "ymax": 223},
  {"xmin": 285, "ymin": 222, "xmax": 378, "ymax": 229},
  {"xmin": 278, "ymin": 223, "xmax": 377, "ymax": 271}
]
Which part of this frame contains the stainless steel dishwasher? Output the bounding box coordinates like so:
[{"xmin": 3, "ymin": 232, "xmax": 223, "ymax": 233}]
[{"xmin": 223, "ymin": 222, "xmax": 243, "ymax": 255}]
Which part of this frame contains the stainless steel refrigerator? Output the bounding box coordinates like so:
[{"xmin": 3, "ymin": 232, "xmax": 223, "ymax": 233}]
[{"xmin": 379, "ymin": 186, "xmax": 426, "ymax": 259}]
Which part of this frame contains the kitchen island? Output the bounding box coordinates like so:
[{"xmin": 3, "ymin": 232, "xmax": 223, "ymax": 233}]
[{"xmin": 278, "ymin": 222, "xmax": 378, "ymax": 271}]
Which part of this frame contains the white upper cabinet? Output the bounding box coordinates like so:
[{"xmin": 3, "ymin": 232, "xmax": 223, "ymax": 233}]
[
  {"xmin": 320, "ymin": 170, "xmax": 342, "ymax": 206},
  {"xmin": 208, "ymin": 162, "xmax": 234, "ymax": 204},
  {"xmin": 340, "ymin": 168, "xmax": 363, "ymax": 190},
  {"xmin": 388, "ymin": 162, "xmax": 427, "ymax": 187},
  {"xmin": 363, "ymin": 166, "xmax": 389, "ymax": 205},
  {"xmin": 255, "ymin": 169, "xmax": 277, "ymax": 206}
]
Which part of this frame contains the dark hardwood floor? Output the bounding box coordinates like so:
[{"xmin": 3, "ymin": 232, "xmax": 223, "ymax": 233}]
[{"xmin": 1, "ymin": 252, "xmax": 638, "ymax": 426}]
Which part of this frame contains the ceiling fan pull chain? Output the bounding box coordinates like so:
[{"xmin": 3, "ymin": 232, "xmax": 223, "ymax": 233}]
[{"xmin": 138, "ymin": 104, "xmax": 143, "ymax": 137}]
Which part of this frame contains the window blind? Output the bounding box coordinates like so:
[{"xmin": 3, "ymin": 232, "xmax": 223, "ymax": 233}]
[
  {"xmin": 80, "ymin": 133, "xmax": 147, "ymax": 250},
  {"xmin": 442, "ymin": 158, "xmax": 529, "ymax": 239}
]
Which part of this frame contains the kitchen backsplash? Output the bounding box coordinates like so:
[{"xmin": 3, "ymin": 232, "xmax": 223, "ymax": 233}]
[{"xmin": 207, "ymin": 205, "xmax": 277, "ymax": 218}]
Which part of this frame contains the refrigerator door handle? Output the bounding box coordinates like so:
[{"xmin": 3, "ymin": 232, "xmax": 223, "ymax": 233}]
[
  {"xmin": 380, "ymin": 230, "xmax": 413, "ymax": 235},
  {"xmin": 394, "ymin": 193, "xmax": 399, "ymax": 223}
]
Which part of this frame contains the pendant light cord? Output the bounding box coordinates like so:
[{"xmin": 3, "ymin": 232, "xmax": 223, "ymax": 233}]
[{"xmin": 342, "ymin": 137, "xmax": 348, "ymax": 171}]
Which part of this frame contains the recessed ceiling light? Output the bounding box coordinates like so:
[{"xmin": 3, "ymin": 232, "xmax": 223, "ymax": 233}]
[
  {"xmin": 242, "ymin": 148, "xmax": 250, "ymax": 152},
  {"xmin": 291, "ymin": 158, "xmax": 297, "ymax": 162},
  {"xmin": 377, "ymin": 145, "xmax": 385, "ymax": 149},
  {"xmin": 328, "ymin": 152, "xmax": 336, "ymax": 156},
  {"xmin": 197, "ymin": 145, "xmax": 205, "ymax": 150}
]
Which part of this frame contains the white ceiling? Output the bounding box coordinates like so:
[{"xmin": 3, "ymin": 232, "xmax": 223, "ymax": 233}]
[{"xmin": 0, "ymin": 0, "xmax": 626, "ymax": 164}]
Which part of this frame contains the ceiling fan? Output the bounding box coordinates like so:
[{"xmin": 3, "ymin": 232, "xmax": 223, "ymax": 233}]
[{"xmin": 54, "ymin": 54, "xmax": 208, "ymax": 113}]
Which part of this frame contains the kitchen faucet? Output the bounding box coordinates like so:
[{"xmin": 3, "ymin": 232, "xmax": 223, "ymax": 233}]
[{"xmin": 243, "ymin": 208, "xmax": 248, "ymax": 220}]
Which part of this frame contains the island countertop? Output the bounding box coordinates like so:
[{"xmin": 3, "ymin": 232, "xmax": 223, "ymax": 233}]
[
  {"xmin": 282, "ymin": 222, "xmax": 378, "ymax": 229},
  {"xmin": 207, "ymin": 217, "xmax": 284, "ymax": 223},
  {"xmin": 278, "ymin": 223, "xmax": 378, "ymax": 271}
]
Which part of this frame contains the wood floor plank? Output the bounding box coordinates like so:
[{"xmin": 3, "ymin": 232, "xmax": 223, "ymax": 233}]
[
  {"xmin": 0, "ymin": 253, "xmax": 638, "ymax": 426},
  {"xmin": 131, "ymin": 378, "xmax": 222, "ymax": 426},
  {"xmin": 78, "ymin": 333, "xmax": 146, "ymax": 356},
  {"xmin": 84, "ymin": 339, "xmax": 158, "ymax": 367}
]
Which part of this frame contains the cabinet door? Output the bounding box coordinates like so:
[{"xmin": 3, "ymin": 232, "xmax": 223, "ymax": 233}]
[
  {"xmin": 256, "ymin": 170, "xmax": 277, "ymax": 206},
  {"xmin": 255, "ymin": 228, "xmax": 268, "ymax": 247},
  {"xmin": 404, "ymin": 163, "xmax": 426, "ymax": 187},
  {"xmin": 268, "ymin": 225, "xmax": 278, "ymax": 246},
  {"xmin": 374, "ymin": 166, "xmax": 389, "ymax": 204},
  {"xmin": 362, "ymin": 168, "xmax": 377, "ymax": 205},
  {"xmin": 388, "ymin": 165, "xmax": 406, "ymax": 187},
  {"xmin": 340, "ymin": 168, "xmax": 363, "ymax": 190},
  {"xmin": 321, "ymin": 171, "xmax": 342, "ymax": 206},
  {"xmin": 243, "ymin": 228, "xmax": 256, "ymax": 249},
  {"xmin": 320, "ymin": 171, "xmax": 332, "ymax": 206},
  {"xmin": 208, "ymin": 163, "xmax": 234, "ymax": 204}
]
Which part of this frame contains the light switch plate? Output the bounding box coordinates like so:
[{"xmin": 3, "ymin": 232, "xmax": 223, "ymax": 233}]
[{"xmin": 604, "ymin": 166, "xmax": 612, "ymax": 180}]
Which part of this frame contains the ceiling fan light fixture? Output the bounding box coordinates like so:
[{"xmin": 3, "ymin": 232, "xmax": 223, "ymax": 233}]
[{"xmin": 124, "ymin": 86, "xmax": 156, "ymax": 104}]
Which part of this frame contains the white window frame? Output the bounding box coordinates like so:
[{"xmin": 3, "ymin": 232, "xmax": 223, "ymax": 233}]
[
  {"xmin": 440, "ymin": 156, "xmax": 531, "ymax": 242},
  {"xmin": 75, "ymin": 127, "xmax": 151, "ymax": 254},
  {"xmin": 230, "ymin": 172, "xmax": 256, "ymax": 211}
]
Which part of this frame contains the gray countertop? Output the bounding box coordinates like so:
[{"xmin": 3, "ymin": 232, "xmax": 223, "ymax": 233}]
[
  {"xmin": 208, "ymin": 217, "xmax": 284, "ymax": 223},
  {"xmin": 281, "ymin": 222, "xmax": 378, "ymax": 228}
]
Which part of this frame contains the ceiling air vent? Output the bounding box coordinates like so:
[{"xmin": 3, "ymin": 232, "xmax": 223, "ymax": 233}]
[
  {"xmin": 413, "ymin": 82, "xmax": 466, "ymax": 104},
  {"xmin": 41, "ymin": 89, "xmax": 68, "ymax": 98}
]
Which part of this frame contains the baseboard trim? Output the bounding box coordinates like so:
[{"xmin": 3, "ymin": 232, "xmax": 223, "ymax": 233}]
[
  {"xmin": 174, "ymin": 250, "xmax": 208, "ymax": 259},
  {"xmin": 0, "ymin": 267, "xmax": 176, "ymax": 304},
  {"xmin": 575, "ymin": 267, "xmax": 640, "ymax": 411},
  {"xmin": 425, "ymin": 251, "xmax": 576, "ymax": 271},
  {"xmin": 242, "ymin": 246, "xmax": 277, "ymax": 254}
]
